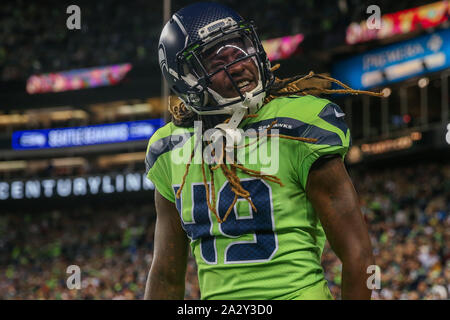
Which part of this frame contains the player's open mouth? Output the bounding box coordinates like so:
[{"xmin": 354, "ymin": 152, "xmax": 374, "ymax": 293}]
[{"xmin": 236, "ymin": 79, "xmax": 256, "ymax": 94}]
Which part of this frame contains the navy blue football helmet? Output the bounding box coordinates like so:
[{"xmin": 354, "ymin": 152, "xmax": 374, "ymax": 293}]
[{"xmin": 158, "ymin": 2, "xmax": 274, "ymax": 117}]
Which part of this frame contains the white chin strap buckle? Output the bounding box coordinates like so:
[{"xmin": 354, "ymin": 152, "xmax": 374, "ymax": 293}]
[
  {"xmin": 212, "ymin": 103, "xmax": 247, "ymax": 153},
  {"xmin": 210, "ymin": 127, "xmax": 243, "ymax": 153},
  {"xmin": 242, "ymin": 92, "xmax": 253, "ymax": 107}
]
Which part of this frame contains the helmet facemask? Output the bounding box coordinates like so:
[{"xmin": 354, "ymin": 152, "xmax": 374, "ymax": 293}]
[{"xmin": 177, "ymin": 22, "xmax": 274, "ymax": 117}]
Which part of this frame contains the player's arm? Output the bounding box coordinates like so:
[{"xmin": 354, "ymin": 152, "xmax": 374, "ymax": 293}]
[
  {"xmin": 305, "ymin": 155, "xmax": 374, "ymax": 300},
  {"xmin": 144, "ymin": 189, "xmax": 189, "ymax": 299}
]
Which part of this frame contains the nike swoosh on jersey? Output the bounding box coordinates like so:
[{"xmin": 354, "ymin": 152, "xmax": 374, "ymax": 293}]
[{"xmin": 334, "ymin": 109, "xmax": 345, "ymax": 118}]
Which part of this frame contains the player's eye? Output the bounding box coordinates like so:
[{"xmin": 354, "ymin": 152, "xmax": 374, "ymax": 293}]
[
  {"xmin": 233, "ymin": 51, "xmax": 247, "ymax": 59},
  {"xmin": 207, "ymin": 60, "xmax": 226, "ymax": 72},
  {"xmin": 211, "ymin": 63, "xmax": 224, "ymax": 70}
]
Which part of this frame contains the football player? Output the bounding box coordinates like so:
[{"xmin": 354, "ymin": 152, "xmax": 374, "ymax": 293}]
[{"xmin": 144, "ymin": 2, "xmax": 377, "ymax": 300}]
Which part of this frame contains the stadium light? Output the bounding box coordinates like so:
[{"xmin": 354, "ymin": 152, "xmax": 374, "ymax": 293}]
[
  {"xmin": 346, "ymin": 146, "xmax": 363, "ymax": 164},
  {"xmin": 418, "ymin": 77, "xmax": 429, "ymax": 88},
  {"xmin": 382, "ymin": 87, "xmax": 391, "ymax": 97},
  {"xmin": 446, "ymin": 123, "xmax": 450, "ymax": 145},
  {"xmin": 403, "ymin": 114, "xmax": 411, "ymax": 124}
]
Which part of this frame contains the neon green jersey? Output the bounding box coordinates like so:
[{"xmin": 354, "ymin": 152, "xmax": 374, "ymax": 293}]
[{"xmin": 145, "ymin": 95, "xmax": 350, "ymax": 300}]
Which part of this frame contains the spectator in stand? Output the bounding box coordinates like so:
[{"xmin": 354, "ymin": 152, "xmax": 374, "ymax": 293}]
[{"xmin": 322, "ymin": 162, "xmax": 449, "ymax": 300}]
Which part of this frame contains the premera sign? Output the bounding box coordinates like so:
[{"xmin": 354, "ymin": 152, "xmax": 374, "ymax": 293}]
[{"xmin": 333, "ymin": 28, "xmax": 450, "ymax": 90}]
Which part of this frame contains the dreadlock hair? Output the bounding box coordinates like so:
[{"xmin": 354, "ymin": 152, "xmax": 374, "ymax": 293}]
[{"xmin": 168, "ymin": 64, "xmax": 384, "ymax": 223}]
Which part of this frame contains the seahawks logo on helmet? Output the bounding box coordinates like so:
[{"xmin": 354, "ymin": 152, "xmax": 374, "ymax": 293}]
[{"xmin": 158, "ymin": 44, "xmax": 167, "ymax": 73}]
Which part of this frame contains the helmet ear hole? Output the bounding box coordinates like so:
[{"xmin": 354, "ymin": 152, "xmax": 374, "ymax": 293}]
[{"xmin": 185, "ymin": 87, "xmax": 210, "ymax": 110}]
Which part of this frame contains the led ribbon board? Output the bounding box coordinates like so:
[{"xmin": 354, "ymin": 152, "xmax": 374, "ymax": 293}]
[
  {"xmin": 262, "ymin": 34, "xmax": 304, "ymax": 61},
  {"xmin": 12, "ymin": 118, "xmax": 164, "ymax": 150},
  {"xmin": 332, "ymin": 28, "xmax": 450, "ymax": 90},
  {"xmin": 0, "ymin": 172, "xmax": 155, "ymax": 201},
  {"xmin": 26, "ymin": 63, "xmax": 132, "ymax": 94},
  {"xmin": 346, "ymin": 1, "xmax": 449, "ymax": 45}
]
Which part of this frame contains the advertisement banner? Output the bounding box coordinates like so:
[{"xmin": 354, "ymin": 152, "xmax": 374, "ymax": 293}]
[
  {"xmin": 346, "ymin": 1, "xmax": 449, "ymax": 45},
  {"xmin": 12, "ymin": 118, "xmax": 164, "ymax": 150},
  {"xmin": 0, "ymin": 172, "xmax": 155, "ymax": 201},
  {"xmin": 262, "ymin": 34, "xmax": 304, "ymax": 61},
  {"xmin": 26, "ymin": 63, "xmax": 132, "ymax": 94},
  {"xmin": 332, "ymin": 28, "xmax": 450, "ymax": 90}
]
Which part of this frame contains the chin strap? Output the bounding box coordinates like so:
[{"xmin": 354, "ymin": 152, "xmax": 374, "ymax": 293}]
[{"xmin": 212, "ymin": 91, "xmax": 265, "ymax": 152}]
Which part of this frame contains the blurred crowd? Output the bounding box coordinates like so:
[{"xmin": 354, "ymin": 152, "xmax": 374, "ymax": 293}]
[
  {"xmin": 1, "ymin": 160, "xmax": 448, "ymax": 300},
  {"xmin": 0, "ymin": 0, "xmax": 157, "ymax": 81},
  {"xmin": 0, "ymin": 0, "xmax": 433, "ymax": 81},
  {"xmin": 323, "ymin": 161, "xmax": 450, "ymax": 300},
  {"xmin": 0, "ymin": 202, "xmax": 199, "ymax": 299}
]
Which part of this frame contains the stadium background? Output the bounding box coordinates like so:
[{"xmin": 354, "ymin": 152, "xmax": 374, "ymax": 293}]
[{"xmin": 0, "ymin": 0, "xmax": 449, "ymax": 300}]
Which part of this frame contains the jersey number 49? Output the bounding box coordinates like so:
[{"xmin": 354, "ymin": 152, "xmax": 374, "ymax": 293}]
[{"xmin": 173, "ymin": 178, "xmax": 278, "ymax": 264}]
